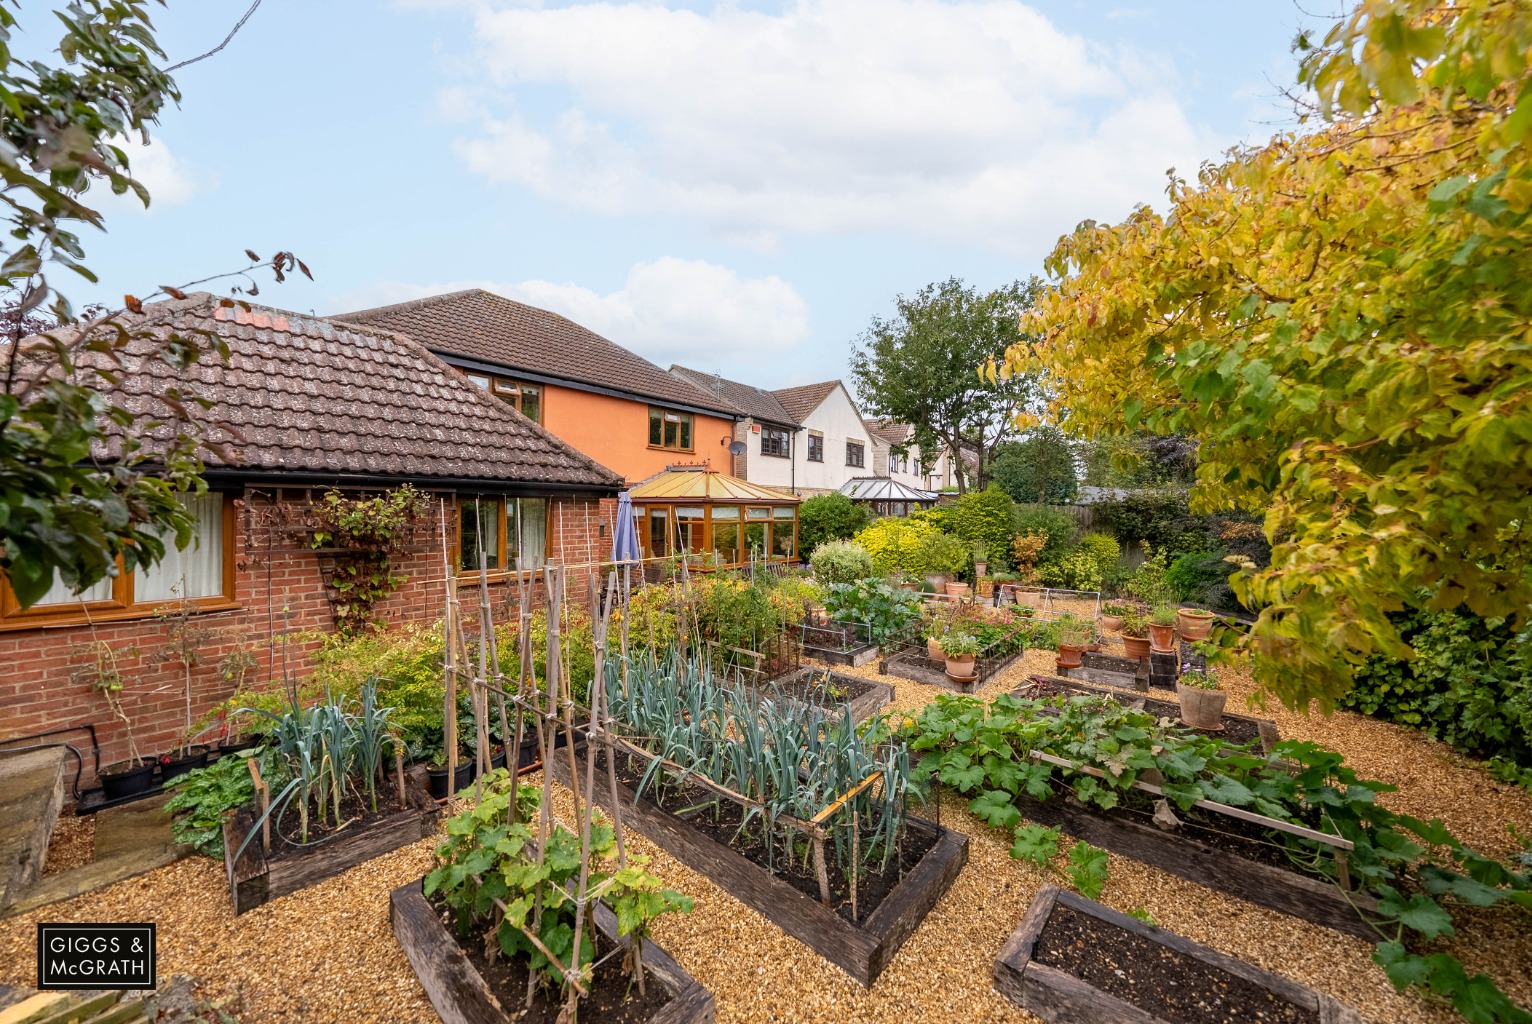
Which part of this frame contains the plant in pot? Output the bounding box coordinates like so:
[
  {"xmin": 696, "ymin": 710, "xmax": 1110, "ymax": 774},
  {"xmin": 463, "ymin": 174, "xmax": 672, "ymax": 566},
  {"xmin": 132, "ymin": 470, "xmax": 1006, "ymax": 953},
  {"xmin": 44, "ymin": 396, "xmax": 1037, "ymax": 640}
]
[
  {"xmin": 1177, "ymin": 605, "xmax": 1217, "ymax": 641},
  {"xmin": 1099, "ymin": 602, "xmax": 1129, "ymax": 633},
  {"xmin": 154, "ymin": 594, "xmax": 218, "ymax": 780},
  {"xmin": 1148, "ymin": 605, "xmax": 1179, "ymax": 652},
  {"xmin": 971, "ymin": 539, "xmax": 989, "ymax": 578},
  {"xmin": 1176, "ymin": 668, "xmax": 1227, "ymax": 731},
  {"xmin": 1120, "ymin": 611, "xmax": 1152, "ymax": 659},
  {"xmin": 1055, "ymin": 618, "xmax": 1090, "ymax": 670},
  {"xmin": 938, "ymin": 632, "xmax": 981, "ymax": 681},
  {"xmin": 213, "ymin": 649, "xmax": 261, "ymax": 754},
  {"xmin": 70, "ymin": 640, "xmax": 155, "ymax": 799}
]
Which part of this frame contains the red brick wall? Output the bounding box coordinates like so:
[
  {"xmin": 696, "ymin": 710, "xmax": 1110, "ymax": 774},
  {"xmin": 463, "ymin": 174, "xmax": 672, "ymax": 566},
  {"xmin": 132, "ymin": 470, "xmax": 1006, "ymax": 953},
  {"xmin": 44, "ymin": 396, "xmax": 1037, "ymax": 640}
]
[{"xmin": 0, "ymin": 486, "xmax": 612, "ymax": 789}]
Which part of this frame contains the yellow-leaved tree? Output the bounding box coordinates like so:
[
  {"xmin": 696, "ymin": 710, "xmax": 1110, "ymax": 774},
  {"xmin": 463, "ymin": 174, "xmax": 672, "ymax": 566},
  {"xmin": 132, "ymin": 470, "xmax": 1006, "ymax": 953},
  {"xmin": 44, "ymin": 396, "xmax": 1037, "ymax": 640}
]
[{"xmin": 1005, "ymin": 0, "xmax": 1532, "ymax": 710}]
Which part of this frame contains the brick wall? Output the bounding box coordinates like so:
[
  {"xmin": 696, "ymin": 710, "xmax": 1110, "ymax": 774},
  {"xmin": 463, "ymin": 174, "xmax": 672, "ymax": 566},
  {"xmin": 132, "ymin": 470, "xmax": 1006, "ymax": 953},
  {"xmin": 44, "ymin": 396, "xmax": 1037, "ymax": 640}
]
[{"xmin": 0, "ymin": 486, "xmax": 612, "ymax": 788}]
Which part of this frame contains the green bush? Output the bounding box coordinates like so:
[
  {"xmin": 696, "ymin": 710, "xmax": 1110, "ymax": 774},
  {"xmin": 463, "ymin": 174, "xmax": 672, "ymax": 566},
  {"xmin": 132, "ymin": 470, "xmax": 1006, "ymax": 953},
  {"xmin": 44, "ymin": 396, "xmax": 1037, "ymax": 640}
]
[
  {"xmin": 797, "ymin": 493, "xmax": 873, "ymax": 554},
  {"xmin": 809, "ymin": 539, "xmax": 875, "ymax": 585},
  {"xmin": 854, "ymin": 516, "xmax": 940, "ymax": 576},
  {"xmin": 823, "ymin": 579, "xmax": 922, "ymax": 642},
  {"xmin": 1013, "ymin": 505, "xmax": 1078, "ymax": 564},
  {"xmin": 1037, "ymin": 550, "xmax": 1106, "ymax": 591},
  {"xmin": 942, "ymin": 486, "xmax": 1017, "ymax": 568},
  {"xmin": 1342, "ymin": 604, "xmax": 1532, "ymax": 777},
  {"xmin": 916, "ymin": 531, "xmax": 971, "ymax": 578},
  {"xmin": 1166, "ymin": 551, "xmax": 1237, "ymax": 609},
  {"xmin": 1093, "ymin": 489, "xmax": 1208, "ymax": 556}
]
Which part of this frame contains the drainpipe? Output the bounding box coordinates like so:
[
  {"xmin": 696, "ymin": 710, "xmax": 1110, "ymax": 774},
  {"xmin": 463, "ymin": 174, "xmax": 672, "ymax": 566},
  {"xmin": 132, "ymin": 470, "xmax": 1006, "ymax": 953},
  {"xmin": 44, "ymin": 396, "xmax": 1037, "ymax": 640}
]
[{"xmin": 791, "ymin": 429, "xmax": 797, "ymax": 495}]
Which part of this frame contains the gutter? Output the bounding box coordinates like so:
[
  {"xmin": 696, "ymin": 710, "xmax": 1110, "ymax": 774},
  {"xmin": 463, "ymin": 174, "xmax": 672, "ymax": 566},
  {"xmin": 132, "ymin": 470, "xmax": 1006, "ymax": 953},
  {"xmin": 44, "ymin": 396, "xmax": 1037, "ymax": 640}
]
[{"xmin": 198, "ymin": 466, "xmax": 622, "ymax": 498}]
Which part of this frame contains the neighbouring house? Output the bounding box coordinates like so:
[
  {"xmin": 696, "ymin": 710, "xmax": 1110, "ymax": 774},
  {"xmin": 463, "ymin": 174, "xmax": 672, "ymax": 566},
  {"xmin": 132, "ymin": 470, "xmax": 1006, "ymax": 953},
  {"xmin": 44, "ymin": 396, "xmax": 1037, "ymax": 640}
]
[
  {"xmin": 332, "ymin": 290, "xmax": 742, "ymax": 485},
  {"xmin": 627, "ymin": 465, "xmax": 800, "ymax": 569},
  {"xmin": 864, "ymin": 419, "xmax": 956, "ymax": 494},
  {"xmin": 668, "ymin": 365, "xmax": 800, "ymax": 489},
  {"xmin": 0, "ymin": 294, "xmax": 623, "ymax": 787}
]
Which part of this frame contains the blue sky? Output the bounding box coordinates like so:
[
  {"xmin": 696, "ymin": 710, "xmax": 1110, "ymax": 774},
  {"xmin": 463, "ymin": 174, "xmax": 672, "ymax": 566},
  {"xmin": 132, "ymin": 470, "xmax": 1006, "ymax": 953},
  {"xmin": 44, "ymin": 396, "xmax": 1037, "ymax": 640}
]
[{"xmin": 69, "ymin": 0, "xmax": 1332, "ymax": 389}]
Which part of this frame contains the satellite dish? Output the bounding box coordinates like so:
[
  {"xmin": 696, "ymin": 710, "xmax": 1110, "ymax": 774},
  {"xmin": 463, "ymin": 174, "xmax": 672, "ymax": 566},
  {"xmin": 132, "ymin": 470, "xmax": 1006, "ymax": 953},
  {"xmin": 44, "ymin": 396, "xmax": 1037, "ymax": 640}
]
[{"xmin": 728, "ymin": 440, "xmax": 747, "ymax": 456}]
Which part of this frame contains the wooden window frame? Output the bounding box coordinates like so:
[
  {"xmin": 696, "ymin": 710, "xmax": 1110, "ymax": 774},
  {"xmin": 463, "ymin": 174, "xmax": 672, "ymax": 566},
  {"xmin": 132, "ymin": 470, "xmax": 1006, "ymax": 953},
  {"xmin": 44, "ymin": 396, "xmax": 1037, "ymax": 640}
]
[
  {"xmin": 647, "ymin": 407, "xmax": 695, "ymax": 453},
  {"xmin": 760, "ymin": 427, "xmax": 790, "ymax": 459},
  {"xmin": 806, "ymin": 433, "xmax": 824, "ymax": 463},
  {"xmin": 468, "ymin": 371, "xmax": 544, "ymax": 424},
  {"xmin": 453, "ymin": 496, "xmax": 553, "ymax": 580},
  {"xmin": 846, "ymin": 441, "xmax": 865, "ymax": 468},
  {"xmin": 0, "ymin": 496, "xmax": 239, "ymax": 631}
]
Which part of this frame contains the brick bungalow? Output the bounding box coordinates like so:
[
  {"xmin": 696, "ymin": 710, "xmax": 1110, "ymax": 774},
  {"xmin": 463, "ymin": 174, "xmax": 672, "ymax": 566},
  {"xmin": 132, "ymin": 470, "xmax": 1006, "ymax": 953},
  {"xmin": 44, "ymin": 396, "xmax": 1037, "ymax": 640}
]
[{"xmin": 0, "ymin": 294, "xmax": 623, "ymax": 786}]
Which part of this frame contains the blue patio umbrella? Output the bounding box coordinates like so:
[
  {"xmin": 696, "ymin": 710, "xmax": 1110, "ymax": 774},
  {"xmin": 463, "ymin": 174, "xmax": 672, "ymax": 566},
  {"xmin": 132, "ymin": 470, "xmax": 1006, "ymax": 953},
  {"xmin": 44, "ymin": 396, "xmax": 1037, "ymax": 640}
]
[{"xmin": 611, "ymin": 490, "xmax": 642, "ymax": 564}]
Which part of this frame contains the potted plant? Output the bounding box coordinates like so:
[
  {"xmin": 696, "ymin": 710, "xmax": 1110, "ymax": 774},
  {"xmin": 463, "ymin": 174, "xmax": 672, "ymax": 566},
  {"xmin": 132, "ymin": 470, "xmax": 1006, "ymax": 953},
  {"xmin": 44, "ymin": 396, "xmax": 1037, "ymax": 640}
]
[
  {"xmin": 945, "ymin": 579, "xmax": 971, "ymax": 598},
  {"xmin": 1056, "ymin": 620, "xmax": 1090, "ymax": 670},
  {"xmin": 1148, "ymin": 606, "xmax": 1179, "ymax": 653},
  {"xmin": 1177, "ymin": 605, "xmax": 1217, "ymax": 641},
  {"xmin": 926, "ymin": 628, "xmax": 946, "ymax": 661},
  {"xmin": 938, "ymin": 632, "xmax": 980, "ymax": 681},
  {"xmin": 1099, "ymin": 602, "xmax": 1129, "ymax": 633},
  {"xmin": 971, "ymin": 540, "xmax": 989, "ymax": 578},
  {"xmin": 1176, "ymin": 668, "xmax": 1227, "ymax": 730},
  {"xmin": 1120, "ymin": 611, "xmax": 1152, "ymax": 659}
]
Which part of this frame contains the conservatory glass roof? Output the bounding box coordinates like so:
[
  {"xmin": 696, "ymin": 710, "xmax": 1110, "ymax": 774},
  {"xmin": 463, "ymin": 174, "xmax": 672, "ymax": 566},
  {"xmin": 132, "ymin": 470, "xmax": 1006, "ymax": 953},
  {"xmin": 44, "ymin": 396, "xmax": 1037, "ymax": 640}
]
[{"xmin": 837, "ymin": 477, "xmax": 937, "ymax": 502}]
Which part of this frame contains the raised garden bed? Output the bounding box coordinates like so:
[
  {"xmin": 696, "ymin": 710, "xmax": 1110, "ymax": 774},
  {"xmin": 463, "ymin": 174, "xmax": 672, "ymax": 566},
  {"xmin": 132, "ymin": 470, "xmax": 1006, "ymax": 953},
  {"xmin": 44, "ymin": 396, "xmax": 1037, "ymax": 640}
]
[
  {"xmin": 1015, "ymin": 676, "xmax": 1282, "ymax": 753},
  {"xmin": 800, "ymin": 621, "xmax": 880, "ymax": 668},
  {"xmin": 222, "ymin": 768, "xmax": 440, "ymax": 915},
  {"xmin": 1057, "ymin": 649, "xmax": 1148, "ymax": 691},
  {"xmin": 391, "ymin": 877, "xmax": 714, "ymax": 1024},
  {"xmin": 878, "ymin": 646, "xmax": 1026, "ymax": 693},
  {"xmin": 762, "ymin": 667, "xmax": 893, "ymax": 724},
  {"xmin": 994, "ymin": 885, "xmax": 1362, "ymax": 1024},
  {"xmin": 549, "ymin": 747, "xmax": 968, "ymax": 987}
]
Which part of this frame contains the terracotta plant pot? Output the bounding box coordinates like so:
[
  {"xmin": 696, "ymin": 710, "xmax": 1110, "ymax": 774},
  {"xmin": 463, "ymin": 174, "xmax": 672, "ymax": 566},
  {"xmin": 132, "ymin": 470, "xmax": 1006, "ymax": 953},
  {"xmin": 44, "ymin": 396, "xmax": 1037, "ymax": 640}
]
[
  {"xmin": 1056, "ymin": 644, "xmax": 1084, "ymax": 670},
  {"xmin": 927, "ymin": 637, "xmax": 944, "ymax": 661},
  {"xmin": 1099, "ymin": 614, "xmax": 1124, "ymax": 633},
  {"xmin": 1122, "ymin": 635, "xmax": 1152, "ymax": 659},
  {"xmin": 974, "ymin": 561, "xmax": 988, "ymax": 577},
  {"xmin": 944, "ymin": 653, "xmax": 977, "ymax": 681},
  {"xmin": 925, "ymin": 574, "xmax": 949, "ymax": 592},
  {"xmin": 1148, "ymin": 622, "xmax": 1178, "ymax": 652},
  {"xmin": 1177, "ymin": 684, "xmax": 1228, "ymax": 731},
  {"xmin": 945, "ymin": 581, "xmax": 970, "ymax": 598},
  {"xmin": 1177, "ymin": 608, "xmax": 1217, "ymax": 641}
]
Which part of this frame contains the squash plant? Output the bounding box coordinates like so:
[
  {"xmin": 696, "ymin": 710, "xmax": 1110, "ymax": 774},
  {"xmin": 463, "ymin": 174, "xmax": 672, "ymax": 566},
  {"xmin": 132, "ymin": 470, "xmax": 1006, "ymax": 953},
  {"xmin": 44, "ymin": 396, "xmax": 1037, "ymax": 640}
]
[{"xmin": 426, "ymin": 770, "xmax": 692, "ymax": 1000}]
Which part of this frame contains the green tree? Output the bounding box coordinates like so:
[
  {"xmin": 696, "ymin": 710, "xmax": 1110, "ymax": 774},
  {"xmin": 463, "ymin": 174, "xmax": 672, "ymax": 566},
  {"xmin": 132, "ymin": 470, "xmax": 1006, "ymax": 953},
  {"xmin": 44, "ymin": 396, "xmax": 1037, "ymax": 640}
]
[
  {"xmin": 1007, "ymin": 0, "xmax": 1532, "ymax": 715},
  {"xmin": 990, "ymin": 427, "xmax": 1078, "ymax": 504},
  {"xmin": 851, "ymin": 277, "xmax": 1040, "ymax": 495},
  {"xmin": 797, "ymin": 493, "xmax": 872, "ymax": 555},
  {"xmin": 0, "ymin": 2, "xmax": 298, "ymax": 607}
]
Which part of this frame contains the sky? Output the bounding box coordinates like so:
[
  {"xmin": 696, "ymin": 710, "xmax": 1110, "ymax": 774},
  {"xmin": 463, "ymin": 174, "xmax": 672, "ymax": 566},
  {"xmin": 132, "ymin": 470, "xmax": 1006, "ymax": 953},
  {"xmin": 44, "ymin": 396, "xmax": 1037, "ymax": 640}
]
[{"xmin": 64, "ymin": 0, "xmax": 1335, "ymax": 390}]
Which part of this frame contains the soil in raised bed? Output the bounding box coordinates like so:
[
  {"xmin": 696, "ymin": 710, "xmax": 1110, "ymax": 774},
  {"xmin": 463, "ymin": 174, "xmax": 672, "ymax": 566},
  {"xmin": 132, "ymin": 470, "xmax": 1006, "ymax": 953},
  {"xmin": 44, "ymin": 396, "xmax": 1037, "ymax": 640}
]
[
  {"xmin": 761, "ymin": 670, "xmax": 877, "ymax": 708},
  {"xmin": 261, "ymin": 776, "xmax": 416, "ymax": 864},
  {"xmin": 1021, "ymin": 679, "xmax": 1264, "ymax": 747},
  {"xmin": 599, "ymin": 750, "xmax": 938, "ymax": 924},
  {"xmin": 435, "ymin": 898, "xmax": 674, "ymax": 1024},
  {"xmin": 1031, "ymin": 903, "xmax": 1320, "ymax": 1024}
]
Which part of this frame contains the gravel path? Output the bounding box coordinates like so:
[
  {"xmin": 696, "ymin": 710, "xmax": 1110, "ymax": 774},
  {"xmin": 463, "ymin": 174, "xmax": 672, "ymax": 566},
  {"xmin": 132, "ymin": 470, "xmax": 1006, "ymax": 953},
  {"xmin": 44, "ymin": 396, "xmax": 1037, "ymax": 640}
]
[{"xmin": 2, "ymin": 648, "xmax": 1528, "ymax": 1023}]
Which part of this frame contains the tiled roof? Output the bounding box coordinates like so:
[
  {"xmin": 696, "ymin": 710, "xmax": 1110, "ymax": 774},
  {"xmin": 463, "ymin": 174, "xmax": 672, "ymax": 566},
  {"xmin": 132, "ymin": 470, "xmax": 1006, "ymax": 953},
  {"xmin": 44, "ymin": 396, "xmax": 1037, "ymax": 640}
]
[
  {"xmin": 863, "ymin": 419, "xmax": 911, "ymax": 446},
  {"xmin": 669, "ymin": 365, "xmax": 798, "ymax": 426},
  {"xmin": 771, "ymin": 380, "xmax": 841, "ymax": 422},
  {"xmin": 56, "ymin": 293, "xmax": 623, "ymax": 490},
  {"xmin": 331, "ymin": 289, "xmax": 739, "ymax": 416}
]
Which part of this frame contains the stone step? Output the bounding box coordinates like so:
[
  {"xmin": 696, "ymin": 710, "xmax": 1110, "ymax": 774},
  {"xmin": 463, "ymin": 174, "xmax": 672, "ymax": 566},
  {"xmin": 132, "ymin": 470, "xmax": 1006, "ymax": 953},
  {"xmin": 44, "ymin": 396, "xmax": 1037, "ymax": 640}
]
[{"xmin": 0, "ymin": 748, "xmax": 65, "ymax": 911}]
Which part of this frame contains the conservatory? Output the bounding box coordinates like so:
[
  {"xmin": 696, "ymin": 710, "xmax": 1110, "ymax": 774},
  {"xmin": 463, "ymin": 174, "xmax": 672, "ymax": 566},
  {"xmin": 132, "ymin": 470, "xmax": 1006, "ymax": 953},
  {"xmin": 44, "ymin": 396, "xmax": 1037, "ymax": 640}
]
[
  {"xmin": 838, "ymin": 476, "xmax": 938, "ymax": 517},
  {"xmin": 628, "ymin": 465, "xmax": 800, "ymax": 568}
]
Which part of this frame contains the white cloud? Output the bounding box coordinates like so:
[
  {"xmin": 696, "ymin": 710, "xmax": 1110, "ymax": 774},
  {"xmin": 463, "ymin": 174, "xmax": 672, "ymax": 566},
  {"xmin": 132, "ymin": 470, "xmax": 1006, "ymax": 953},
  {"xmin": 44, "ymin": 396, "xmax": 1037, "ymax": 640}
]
[
  {"xmin": 442, "ymin": 0, "xmax": 1221, "ymax": 252},
  {"xmin": 334, "ymin": 257, "xmax": 812, "ymax": 370},
  {"xmin": 95, "ymin": 134, "xmax": 208, "ymax": 213}
]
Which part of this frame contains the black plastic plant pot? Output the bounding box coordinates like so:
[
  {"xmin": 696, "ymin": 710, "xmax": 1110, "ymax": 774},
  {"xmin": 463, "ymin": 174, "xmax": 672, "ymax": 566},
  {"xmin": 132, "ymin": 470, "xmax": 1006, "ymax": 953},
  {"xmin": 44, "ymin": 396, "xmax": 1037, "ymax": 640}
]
[
  {"xmin": 99, "ymin": 759, "xmax": 158, "ymax": 800},
  {"xmin": 217, "ymin": 735, "xmax": 258, "ymax": 756},
  {"xmin": 488, "ymin": 746, "xmax": 507, "ymax": 772},
  {"xmin": 517, "ymin": 734, "xmax": 540, "ymax": 768},
  {"xmin": 159, "ymin": 747, "xmax": 209, "ymax": 783},
  {"xmin": 427, "ymin": 760, "xmax": 475, "ymax": 799}
]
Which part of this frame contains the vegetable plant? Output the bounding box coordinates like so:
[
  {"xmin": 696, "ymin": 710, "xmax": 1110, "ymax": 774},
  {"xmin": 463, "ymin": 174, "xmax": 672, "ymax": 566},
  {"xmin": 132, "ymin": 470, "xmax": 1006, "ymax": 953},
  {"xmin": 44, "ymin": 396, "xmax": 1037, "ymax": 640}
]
[{"xmin": 163, "ymin": 746, "xmax": 289, "ymax": 858}]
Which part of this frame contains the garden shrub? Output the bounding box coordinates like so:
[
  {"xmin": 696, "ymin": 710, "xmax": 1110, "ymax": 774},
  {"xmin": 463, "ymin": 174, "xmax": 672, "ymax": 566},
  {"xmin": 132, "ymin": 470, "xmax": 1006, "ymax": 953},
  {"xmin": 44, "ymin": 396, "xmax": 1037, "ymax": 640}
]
[
  {"xmin": 1166, "ymin": 550, "xmax": 1238, "ymax": 609},
  {"xmin": 1012, "ymin": 505, "xmax": 1078, "ymax": 564},
  {"xmin": 809, "ymin": 539, "xmax": 875, "ymax": 585},
  {"xmin": 1037, "ymin": 550, "xmax": 1107, "ymax": 591},
  {"xmin": 1093, "ymin": 489, "xmax": 1209, "ymax": 556},
  {"xmin": 797, "ymin": 493, "xmax": 872, "ymax": 554},
  {"xmin": 916, "ymin": 531, "xmax": 971, "ymax": 579},
  {"xmin": 823, "ymin": 579, "xmax": 922, "ymax": 642},
  {"xmin": 854, "ymin": 516, "xmax": 940, "ymax": 576},
  {"xmin": 941, "ymin": 485, "xmax": 1017, "ymax": 568}
]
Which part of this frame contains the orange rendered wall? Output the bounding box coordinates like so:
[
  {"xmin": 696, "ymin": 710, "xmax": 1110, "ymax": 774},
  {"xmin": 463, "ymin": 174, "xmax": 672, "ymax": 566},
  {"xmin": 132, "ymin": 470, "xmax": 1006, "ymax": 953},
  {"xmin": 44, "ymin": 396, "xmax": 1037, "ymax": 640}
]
[{"xmin": 540, "ymin": 383, "xmax": 736, "ymax": 484}]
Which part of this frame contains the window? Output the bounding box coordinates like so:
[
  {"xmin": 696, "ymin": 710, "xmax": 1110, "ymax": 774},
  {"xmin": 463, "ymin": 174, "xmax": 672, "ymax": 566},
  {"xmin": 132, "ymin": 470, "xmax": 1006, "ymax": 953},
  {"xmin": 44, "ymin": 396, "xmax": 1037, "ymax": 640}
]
[
  {"xmin": 674, "ymin": 507, "xmax": 705, "ymax": 553},
  {"xmin": 2, "ymin": 493, "xmax": 236, "ymax": 628},
  {"xmin": 457, "ymin": 497, "xmax": 550, "ymax": 574},
  {"xmin": 807, "ymin": 433, "xmax": 824, "ymax": 462},
  {"xmin": 710, "ymin": 506, "xmax": 742, "ymax": 565},
  {"xmin": 890, "ymin": 452, "xmax": 905, "ymax": 474},
  {"xmin": 771, "ymin": 506, "xmax": 796, "ymax": 561},
  {"xmin": 648, "ymin": 408, "xmax": 694, "ymax": 451},
  {"xmin": 744, "ymin": 507, "xmax": 769, "ymax": 558},
  {"xmin": 760, "ymin": 427, "xmax": 790, "ymax": 458},
  {"xmin": 467, "ymin": 372, "xmax": 543, "ymax": 423},
  {"xmin": 846, "ymin": 441, "xmax": 865, "ymax": 468}
]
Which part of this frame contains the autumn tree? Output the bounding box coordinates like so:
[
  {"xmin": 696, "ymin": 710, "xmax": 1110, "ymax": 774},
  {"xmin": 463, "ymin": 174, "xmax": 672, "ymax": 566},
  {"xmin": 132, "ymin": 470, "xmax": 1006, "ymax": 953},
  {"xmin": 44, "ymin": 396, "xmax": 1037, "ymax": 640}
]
[
  {"xmin": 1006, "ymin": 0, "xmax": 1532, "ymax": 717},
  {"xmin": 851, "ymin": 277, "xmax": 1039, "ymax": 494}
]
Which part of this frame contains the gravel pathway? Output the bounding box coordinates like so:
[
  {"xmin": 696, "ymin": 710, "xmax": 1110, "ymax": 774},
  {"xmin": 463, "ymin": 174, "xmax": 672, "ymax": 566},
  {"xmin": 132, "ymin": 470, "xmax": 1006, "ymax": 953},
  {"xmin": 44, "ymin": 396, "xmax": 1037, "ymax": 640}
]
[{"xmin": 1, "ymin": 648, "xmax": 1528, "ymax": 1023}]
